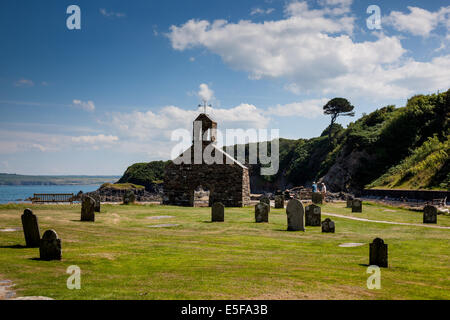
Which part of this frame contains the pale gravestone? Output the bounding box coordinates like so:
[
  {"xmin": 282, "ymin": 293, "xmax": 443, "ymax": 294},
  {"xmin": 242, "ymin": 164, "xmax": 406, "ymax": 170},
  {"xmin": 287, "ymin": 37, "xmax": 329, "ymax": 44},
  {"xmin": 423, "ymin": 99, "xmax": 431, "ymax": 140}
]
[
  {"xmin": 81, "ymin": 196, "xmax": 95, "ymax": 222},
  {"xmin": 352, "ymin": 199, "xmax": 362, "ymax": 213},
  {"xmin": 423, "ymin": 205, "xmax": 437, "ymax": 224},
  {"xmin": 255, "ymin": 203, "xmax": 269, "ymax": 223},
  {"xmin": 39, "ymin": 230, "xmax": 62, "ymax": 261},
  {"xmin": 321, "ymin": 218, "xmax": 335, "ymax": 233},
  {"xmin": 211, "ymin": 202, "xmax": 224, "ymax": 222},
  {"xmin": 369, "ymin": 238, "xmax": 388, "ymax": 268},
  {"xmin": 286, "ymin": 199, "xmax": 305, "ymax": 231},
  {"xmin": 21, "ymin": 209, "xmax": 40, "ymax": 248},
  {"xmin": 274, "ymin": 195, "xmax": 284, "ymax": 209},
  {"xmin": 312, "ymin": 192, "xmax": 323, "ymax": 204},
  {"xmin": 260, "ymin": 196, "xmax": 271, "ymax": 212},
  {"xmin": 305, "ymin": 204, "xmax": 321, "ymax": 226},
  {"xmin": 123, "ymin": 190, "xmax": 136, "ymax": 205}
]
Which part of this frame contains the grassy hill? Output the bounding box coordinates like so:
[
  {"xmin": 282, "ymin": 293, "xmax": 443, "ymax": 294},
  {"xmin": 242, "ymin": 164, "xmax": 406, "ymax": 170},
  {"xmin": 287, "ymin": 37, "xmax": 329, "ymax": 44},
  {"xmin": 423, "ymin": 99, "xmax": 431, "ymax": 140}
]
[{"xmin": 117, "ymin": 90, "xmax": 449, "ymax": 192}]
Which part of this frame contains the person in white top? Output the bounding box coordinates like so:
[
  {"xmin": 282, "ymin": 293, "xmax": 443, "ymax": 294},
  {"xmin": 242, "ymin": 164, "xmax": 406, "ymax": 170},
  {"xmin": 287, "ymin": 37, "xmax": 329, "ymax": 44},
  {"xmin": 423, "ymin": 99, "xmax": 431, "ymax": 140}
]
[{"xmin": 321, "ymin": 183, "xmax": 327, "ymax": 197}]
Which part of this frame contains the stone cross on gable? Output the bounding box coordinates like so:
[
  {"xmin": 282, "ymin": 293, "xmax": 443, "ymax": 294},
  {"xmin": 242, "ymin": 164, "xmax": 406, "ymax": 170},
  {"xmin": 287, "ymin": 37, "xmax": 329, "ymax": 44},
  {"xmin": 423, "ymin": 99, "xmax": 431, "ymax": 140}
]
[{"xmin": 199, "ymin": 100, "xmax": 212, "ymax": 115}]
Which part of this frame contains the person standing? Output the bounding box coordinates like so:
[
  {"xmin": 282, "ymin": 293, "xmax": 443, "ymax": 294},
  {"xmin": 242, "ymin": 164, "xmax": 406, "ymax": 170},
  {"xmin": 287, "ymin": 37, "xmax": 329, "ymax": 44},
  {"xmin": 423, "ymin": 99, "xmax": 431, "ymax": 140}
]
[
  {"xmin": 321, "ymin": 183, "xmax": 327, "ymax": 197},
  {"xmin": 312, "ymin": 181, "xmax": 318, "ymax": 193}
]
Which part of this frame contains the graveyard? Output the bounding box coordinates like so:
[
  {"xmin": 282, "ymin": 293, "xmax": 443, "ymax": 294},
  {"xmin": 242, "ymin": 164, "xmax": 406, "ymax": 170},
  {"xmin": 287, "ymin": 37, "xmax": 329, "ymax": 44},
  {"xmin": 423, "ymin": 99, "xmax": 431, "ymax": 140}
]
[{"xmin": 0, "ymin": 201, "xmax": 449, "ymax": 300}]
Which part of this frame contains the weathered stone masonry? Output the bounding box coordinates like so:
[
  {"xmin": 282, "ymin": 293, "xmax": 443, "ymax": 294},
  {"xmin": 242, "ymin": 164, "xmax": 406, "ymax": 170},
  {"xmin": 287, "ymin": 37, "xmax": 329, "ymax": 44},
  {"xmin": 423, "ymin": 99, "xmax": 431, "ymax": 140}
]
[{"xmin": 164, "ymin": 113, "xmax": 251, "ymax": 207}]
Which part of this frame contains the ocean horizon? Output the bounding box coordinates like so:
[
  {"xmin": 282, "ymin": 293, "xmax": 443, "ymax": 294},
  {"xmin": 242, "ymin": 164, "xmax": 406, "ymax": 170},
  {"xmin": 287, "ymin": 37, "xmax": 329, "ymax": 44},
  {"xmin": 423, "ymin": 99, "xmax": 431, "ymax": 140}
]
[{"xmin": 0, "ymin": 184, "xmax": 100, "ymax": 204}]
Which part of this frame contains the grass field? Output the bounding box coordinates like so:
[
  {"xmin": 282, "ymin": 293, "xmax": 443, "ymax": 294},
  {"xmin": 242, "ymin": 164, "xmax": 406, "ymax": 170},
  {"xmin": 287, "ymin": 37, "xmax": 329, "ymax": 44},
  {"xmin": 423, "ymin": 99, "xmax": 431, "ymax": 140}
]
[{"xmin": 0, "ymin": 201, "xmax": 449, "ymax": 300}]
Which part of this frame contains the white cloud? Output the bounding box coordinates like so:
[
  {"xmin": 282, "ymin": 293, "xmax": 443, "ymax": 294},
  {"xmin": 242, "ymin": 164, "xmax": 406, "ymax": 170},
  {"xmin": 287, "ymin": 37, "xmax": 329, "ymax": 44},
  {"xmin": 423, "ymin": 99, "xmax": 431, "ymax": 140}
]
[
  {"xmin": 167, "ymin": 1, "xmax": 450, "ymax": 100},
  {"xmin": 100, "ymin": 8, "xmax": 126, "ymax": 18},
  {"xmin": 268, "ymin": 98, "xmax": 328, "ymax": 118},
  {"xmin": 14, "ymin": 79, "xmax": 34, "ymax": 87},
  {"xmin": 71, "ymin": 134, "xmax": 119, "ymax": 144},
  {"xmin": 72, "ymin": 99, "xmax": 95, "ymax": 112},
  {"xmin": 384, "ymin": 6, "xmax": 450, "ymax": 37},
  {"xmin": 198, "ymin": 83, "xmax": 214, "ymax": 102},
  {"xmin": 250, "ymin": 8, "xmax": 275, "ymax": 16}
]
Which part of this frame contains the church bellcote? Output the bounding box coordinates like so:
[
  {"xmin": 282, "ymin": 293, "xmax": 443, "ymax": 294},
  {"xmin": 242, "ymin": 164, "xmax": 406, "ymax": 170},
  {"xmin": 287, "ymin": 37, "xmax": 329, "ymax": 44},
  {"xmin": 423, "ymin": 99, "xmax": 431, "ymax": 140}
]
[{"xmin": 193, "ymin": 113, "xmax": 217, "ymax": 143}]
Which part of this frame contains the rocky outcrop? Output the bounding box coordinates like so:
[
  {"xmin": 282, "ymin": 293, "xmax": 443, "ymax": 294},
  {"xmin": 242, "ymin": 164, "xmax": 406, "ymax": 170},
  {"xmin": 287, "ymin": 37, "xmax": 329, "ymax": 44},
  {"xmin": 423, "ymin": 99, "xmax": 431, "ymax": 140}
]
[
  {"xmin": 321, "ymin": 147, "xmax": 376, "ymax": 193},
  {"xmin": 85, "ymin": 184, "xmax": 162, "ymax": 203}
]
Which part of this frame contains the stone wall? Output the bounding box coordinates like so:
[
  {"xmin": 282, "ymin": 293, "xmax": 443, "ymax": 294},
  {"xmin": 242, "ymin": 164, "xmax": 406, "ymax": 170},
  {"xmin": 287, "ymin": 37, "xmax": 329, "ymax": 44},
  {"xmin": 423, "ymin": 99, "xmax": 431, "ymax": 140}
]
[{"xmin": 164, "ymin": 144, "xmax": 251, "ymax": 207}]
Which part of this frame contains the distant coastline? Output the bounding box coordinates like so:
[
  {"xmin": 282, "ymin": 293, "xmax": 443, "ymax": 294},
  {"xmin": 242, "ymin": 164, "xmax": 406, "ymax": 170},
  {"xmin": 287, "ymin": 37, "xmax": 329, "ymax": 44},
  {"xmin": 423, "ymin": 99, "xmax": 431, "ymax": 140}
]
[{"xmin": 0, "ymin": 173, "xmax": 119, "ymax": 186}]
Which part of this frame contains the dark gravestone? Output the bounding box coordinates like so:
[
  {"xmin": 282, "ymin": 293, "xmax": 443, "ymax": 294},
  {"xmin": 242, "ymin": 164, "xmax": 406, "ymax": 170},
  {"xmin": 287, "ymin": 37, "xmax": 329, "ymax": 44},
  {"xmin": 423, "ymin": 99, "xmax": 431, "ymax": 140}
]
[
  {"xmin": 260, "ymin": 196, "xmax": 271, "ymax": 212},
  {"xmin": 123, "ymin": 190, "xmax": 136, "ymax": 205},
  {"xmin": 369, "ymin": 238, "xmax": 388, "ymax": 268},
  {"xmin": 423, "ymin": 205, "xmax": 437, "ymax": 224},
  {"xmin": 346, "ymin": 196, "xmax": 354, "ymax": 208},
  {"xmin": 286, "ymin": 199, "xmax": 305, "ymax": 231},
  {"xmin": 352, "ymin": 199, "xmax": 362, "ymax": 213},
  {"xmin": 211, "ymin": 202, "xmax": 225, "ymax": 222},
  {"xmin": 39, "ymin": 230, "xmax": 62, "ymax": 261},
  {"xmin": 81, "ymin": 196, "xmax": 95, "ymax": 222},
  {"xmin": 305, "ymin": 204, "xmax": 321, "ymax": 226},
  {"xmin": 92, "ymin": 194, "xmax": 101, "ymax": 213},
  {"xmin": 21, "ymin": 209, "xmax": 40, "ymax": 248},
  {"xmin": 255, "ymin": 203, "xmax": 269, "ymax": 223},
  {"xmin": 321, "ymin": 218, "xmax": 335, "ymax": 233},
  {"xmin": 312, "ymin": 192, "xmax": 323, "ymax": 204},
  {"xmin": 274, "ymin": 195, "xmax": 284, "ymax": 209}
]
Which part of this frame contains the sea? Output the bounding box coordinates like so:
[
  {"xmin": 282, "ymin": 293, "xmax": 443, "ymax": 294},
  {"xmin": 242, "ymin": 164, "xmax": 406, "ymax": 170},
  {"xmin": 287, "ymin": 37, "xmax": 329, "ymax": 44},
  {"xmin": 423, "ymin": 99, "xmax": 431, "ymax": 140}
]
[{"xmin": 0, "ymin": 185, "xmax": 101, "ymax": 204}]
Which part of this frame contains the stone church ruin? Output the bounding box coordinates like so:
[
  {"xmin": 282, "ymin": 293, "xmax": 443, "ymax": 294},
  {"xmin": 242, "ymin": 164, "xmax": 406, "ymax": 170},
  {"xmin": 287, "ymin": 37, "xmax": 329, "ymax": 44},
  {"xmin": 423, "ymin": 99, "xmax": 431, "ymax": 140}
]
[{"xmin": 163, "ymin": 112, "xmax": 251, "ymax": 207}]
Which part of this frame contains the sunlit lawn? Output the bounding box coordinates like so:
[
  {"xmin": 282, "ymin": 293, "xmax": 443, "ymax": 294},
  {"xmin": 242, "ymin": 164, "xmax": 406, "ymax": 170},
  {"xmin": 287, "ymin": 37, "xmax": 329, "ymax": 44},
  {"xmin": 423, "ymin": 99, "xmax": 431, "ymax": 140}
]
[{"xmin": 0, "ymin": 201, "xmax": 449, "ymax": 300}]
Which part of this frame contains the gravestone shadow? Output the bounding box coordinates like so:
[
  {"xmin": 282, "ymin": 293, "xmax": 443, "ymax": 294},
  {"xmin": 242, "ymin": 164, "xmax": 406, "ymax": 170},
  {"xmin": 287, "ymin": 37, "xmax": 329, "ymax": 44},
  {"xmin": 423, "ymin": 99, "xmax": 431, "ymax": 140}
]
[{"xmin": 0, "ymin": 244, "xmax": 27, "ymax": 249}]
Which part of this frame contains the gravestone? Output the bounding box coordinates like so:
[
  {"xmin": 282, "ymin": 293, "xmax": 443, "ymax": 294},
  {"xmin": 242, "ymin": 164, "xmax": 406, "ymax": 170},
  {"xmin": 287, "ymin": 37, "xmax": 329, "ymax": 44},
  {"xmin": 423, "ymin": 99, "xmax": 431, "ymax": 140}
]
[
  {"xmin": 274, "ymin": 195, "xmax": 284, "ymax": 209},
  {"xmin": 81, "ymin": 196, "xmax": 95, "ymax": 222},
  {"xmin": 39, "ymin": 230, "xmax": 62, "ymax": 261},
  {"xmin": 92, "ymin": 194, "xmax": 101, "ymax": 213},
  {"xmin": 305, "ymin": 204, "xmax": 321, "ymax": 226},
  {"xmin": 369, "ymin": 238, "xmax": 388, "ymax": 268},
  {"xmin": 255, "ymin": 203, "xmax": 269, "ymax": 223},
  {"xmin": 346, "ymin": 196, "xmax": 354, "ymax": 208},
  {"xmin": 321, "ymin": 218, "xmax": 335, "ymax": 233},
  {"xmin": 423, "ymin": 205, "xmax": 437, "ymax": 224},
  {"xmin": 211, "ymin": 202, "xmax": 224, "ymax": 222},
  {"xmin": 286, "ymin": 199, "xmax": 305, "ymax": 231},
  {"xmin": 260, "ymin": 196, "xmax": 271, "ymax": 212},
  {"xmin": 312, "ymin": 192, "xmax": 323, "ymax": 204},
  {"xmin": 21, "ymin": 209, "xmax": 40, "ymax": 248},
  {"xmin": 123, "ymin": 190, "xmax": 136, "ymax": 205},
  {"xmin": 352, "ymin": 199, "xmax": 362, "ymax": 213}
]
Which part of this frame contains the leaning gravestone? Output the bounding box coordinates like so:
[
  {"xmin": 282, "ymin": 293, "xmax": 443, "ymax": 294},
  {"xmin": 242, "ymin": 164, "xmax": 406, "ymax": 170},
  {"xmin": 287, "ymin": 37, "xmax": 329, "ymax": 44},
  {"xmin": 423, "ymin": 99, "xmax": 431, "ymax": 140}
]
[
  {"xmin": 369, "ymin": 238, "xmax": 388, "ymax": 268},
  {"xmin": 305, "ymin": 204, "xmax": 321, "ymax": 226},
  {"xmin": 352, "ymin": 199, "xmax": 362, "ymax": 213},
  {"xmin": 321, "ymin": 218, "xmax": 335, "ymax": 233},
  {"xmin": 81, "ymin": 196, "xmax": 95, "ymax": 222},
  {"xmin": 123, "ymin": 190, "xmax": 136, "ymax": 205},
  {"xmin": 260, "ymin": 196, "xmax": 271, "ymax": 212},
  {"xmin": 274, "ymin": 195, "xmax": 284, "ymax": 209},
  {"xmin": 286, "ymin": 199, "xmax": 305, "ymax": 231},
  {"xmin": 211, "ymin": 202, "xmax": 225, "ymax": 222},
  {"xmin": 255, "ymin": 203, "xmax": 269, "ymax": 223},
  {"xmin": 92, "ymin": 194, "xmax": 101, "ymax": 213},
  {"xmin": 423, "ymin": 205, "xmax": 437, "ymax": 224},
  {"xmin": 39, "ymin": 230, "xmax": 62, "ymax": 261},
  {"xmin": 312, "ymin": 192, "xmax": 323, "ymax": 204},
  {"xmin": 21, "ymin": 209, "xmax": 40, "ymax": 248}
]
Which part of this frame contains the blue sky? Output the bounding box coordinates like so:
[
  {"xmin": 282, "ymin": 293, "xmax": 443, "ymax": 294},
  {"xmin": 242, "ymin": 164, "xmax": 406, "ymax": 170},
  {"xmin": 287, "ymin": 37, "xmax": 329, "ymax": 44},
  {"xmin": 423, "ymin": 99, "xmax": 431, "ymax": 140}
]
[{"xmin": 0, "ymin": 0, "xmax": 449, "ymax": 175}]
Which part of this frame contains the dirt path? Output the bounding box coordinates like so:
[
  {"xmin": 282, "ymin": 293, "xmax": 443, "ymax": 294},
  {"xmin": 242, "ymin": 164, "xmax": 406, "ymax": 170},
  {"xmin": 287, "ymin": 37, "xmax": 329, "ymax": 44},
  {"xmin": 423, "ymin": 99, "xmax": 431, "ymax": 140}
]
[{"xmin": 323, "ymin": 212, "xmax": 450, "ymax": 230}]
